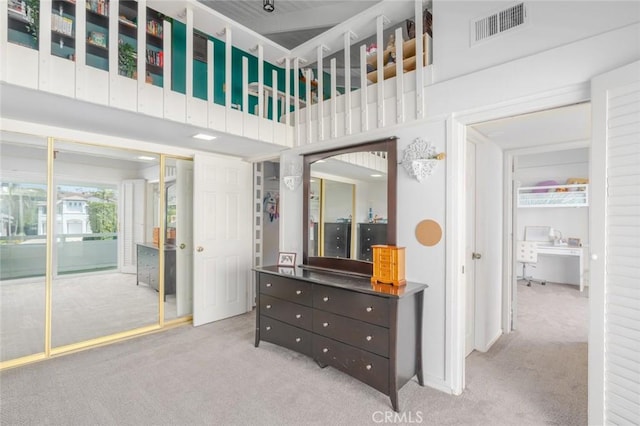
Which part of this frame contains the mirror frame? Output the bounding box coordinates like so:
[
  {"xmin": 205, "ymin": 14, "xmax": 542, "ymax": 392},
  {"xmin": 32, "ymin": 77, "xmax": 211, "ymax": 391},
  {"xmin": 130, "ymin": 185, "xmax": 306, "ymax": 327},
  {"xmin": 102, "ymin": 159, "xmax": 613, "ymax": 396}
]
[{"xmin": 302, "ymin": 137, "xmax": 397, "ymax": 274}]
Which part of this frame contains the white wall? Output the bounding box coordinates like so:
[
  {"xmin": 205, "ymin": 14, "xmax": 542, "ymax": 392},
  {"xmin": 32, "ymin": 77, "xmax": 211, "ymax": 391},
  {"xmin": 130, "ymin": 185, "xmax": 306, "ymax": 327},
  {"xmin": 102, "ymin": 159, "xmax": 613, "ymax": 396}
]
[
  {"xmin": 433, "ymin": 1, "xmax": 640, "ymax": 82},
  {"xmin": 515, "ymin": 148, "xmax": 589, "ymax": 285},
  {"xmin": 280, "ymin": 19, "xmax": 639, "ymax": 392}
]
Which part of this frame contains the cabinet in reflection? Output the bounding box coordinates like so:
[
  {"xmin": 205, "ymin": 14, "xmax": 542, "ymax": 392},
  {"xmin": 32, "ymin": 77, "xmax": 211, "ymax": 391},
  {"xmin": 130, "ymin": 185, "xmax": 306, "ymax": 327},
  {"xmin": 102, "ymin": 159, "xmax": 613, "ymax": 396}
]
[
  {"xmin": 136, "ymin": 243, "xmax": 176, "ymax": 301},
  {"xmin": 324, "ymin": 223, "xmax": 351, "ymax": 258},
  {"xmin": 358, "ymin": 223, "xmax": 387, "ymax": 261}
]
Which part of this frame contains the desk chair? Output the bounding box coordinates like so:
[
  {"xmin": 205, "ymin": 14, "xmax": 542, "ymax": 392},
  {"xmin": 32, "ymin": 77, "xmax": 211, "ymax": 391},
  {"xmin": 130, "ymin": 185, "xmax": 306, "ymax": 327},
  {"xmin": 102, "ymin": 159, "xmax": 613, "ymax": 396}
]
[{"xmin": 516, "ymin": 241, "xmax": 545, "ymax": 286}]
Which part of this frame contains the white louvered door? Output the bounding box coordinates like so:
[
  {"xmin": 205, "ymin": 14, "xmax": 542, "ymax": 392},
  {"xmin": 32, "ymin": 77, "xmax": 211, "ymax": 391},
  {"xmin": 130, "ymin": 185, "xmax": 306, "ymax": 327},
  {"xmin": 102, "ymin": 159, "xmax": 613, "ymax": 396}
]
[
  {"xmin": 119, "ymin": 179, "xmax": 146, "ymax": 273},
  {"xmin": 590, "ymin": 60, "xmax": 640, "ymax": 426}
]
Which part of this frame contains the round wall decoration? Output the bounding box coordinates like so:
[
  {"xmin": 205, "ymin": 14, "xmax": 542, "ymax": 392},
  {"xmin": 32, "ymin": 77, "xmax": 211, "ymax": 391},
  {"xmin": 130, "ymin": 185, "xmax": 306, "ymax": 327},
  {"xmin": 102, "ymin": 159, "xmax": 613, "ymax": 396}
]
[{"xmin": 415, "ymin": 219, "xmax": 442, "ymax": 246}]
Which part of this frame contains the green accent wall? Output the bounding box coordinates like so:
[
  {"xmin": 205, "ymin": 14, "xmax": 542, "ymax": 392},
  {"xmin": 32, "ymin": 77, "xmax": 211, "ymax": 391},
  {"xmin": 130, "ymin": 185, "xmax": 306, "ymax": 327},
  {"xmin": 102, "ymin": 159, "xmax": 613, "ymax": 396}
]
[{"xmin": 172, "ymin": 21, "xmax": 301, "ymax": 121}]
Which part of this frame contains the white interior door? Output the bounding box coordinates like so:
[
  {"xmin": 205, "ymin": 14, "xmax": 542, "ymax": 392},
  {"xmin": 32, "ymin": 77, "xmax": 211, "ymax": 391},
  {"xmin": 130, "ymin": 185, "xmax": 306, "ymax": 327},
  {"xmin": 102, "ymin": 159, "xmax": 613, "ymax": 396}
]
[
  {"xmin": 589, "ymin": 60, "xmax": 640, "ymax": 426},
  {"xmin": 176, "ymin": 160, "xmax": 194, "ymax": 317},
  {"xmin": 119, "ymin": 179, "xmax": 145, "ymax": 273},
  {"xmin": 192, "ymin": 153, "xmax": 252, "ymax": 326},
  {"xmin": 465, "ymin": 140, "xmax": 476, "ymax": 357},
  {"xmin": 511, "ymin": 178, "xmax": 520, "ymax": 331}
]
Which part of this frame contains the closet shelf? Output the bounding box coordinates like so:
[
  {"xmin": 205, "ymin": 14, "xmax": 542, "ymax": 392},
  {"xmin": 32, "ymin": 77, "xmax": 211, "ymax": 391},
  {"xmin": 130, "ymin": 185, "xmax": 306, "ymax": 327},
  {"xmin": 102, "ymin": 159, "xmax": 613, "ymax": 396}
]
[{"xmin": 517, "ymin": 183, "xmax": 589, "ymax": 208}]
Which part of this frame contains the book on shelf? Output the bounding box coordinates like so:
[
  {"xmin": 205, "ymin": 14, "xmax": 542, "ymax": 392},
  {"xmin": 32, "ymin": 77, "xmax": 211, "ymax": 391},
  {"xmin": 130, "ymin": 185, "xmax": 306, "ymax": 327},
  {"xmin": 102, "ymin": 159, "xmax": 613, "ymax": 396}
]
[
  {"xmin": 86, "ymin": 0, "xmax": 109, "ymax": 16},
  {"xmin": 146, "ymin": 19, "xmax": 163, "ymax": 38},
  {"xmin": 146, "ymin": 49, "xmax": 163, "ymax": 67},
  {"xmin": 88, "ymin": 31, "xmax": 107, "ymax": 48},
  {"xmin": 52, "ymin": 15, "xmax": 74, "ymax": 37}
]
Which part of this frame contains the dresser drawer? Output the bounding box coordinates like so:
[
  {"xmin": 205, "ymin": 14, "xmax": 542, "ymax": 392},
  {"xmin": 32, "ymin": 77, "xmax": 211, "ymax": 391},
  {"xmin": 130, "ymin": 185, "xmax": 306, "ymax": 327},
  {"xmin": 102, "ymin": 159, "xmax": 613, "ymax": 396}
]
[
  {"xmin": 260, "ymin": 294, "xmax": 312, "ymax": 331},
  {"xmin": 259, "ymin": 273, "xmax": 312, "ymax": 307},
  {"xmin": 260, "ymin": 316, "xmax": 312, "ymax": 357},
  {"xmin": 313, "ymin": 310, "xmax": 389, "ymax": 357},
  {"xmin": 313, "ymin": 335, "xmax": 389, "ymax": 394},
  {"xmin": 313, "ymin": 285, "xmax": 389, "ymax": 327}
]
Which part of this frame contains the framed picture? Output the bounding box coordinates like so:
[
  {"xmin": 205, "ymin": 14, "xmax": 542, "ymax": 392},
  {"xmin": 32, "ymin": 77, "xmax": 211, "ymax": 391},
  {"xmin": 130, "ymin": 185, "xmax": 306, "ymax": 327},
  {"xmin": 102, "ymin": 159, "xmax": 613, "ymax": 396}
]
[{"xmin": 277, "ymin": 252, "xmax": 296, "ymax": 267}]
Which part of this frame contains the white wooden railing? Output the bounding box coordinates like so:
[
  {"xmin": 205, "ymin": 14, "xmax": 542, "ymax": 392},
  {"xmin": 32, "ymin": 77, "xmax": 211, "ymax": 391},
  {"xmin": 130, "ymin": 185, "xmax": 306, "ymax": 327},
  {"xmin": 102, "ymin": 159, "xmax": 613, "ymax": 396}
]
[{"xmin": 1, "ymin": 0, "xmax": 433, "ymax": 150}]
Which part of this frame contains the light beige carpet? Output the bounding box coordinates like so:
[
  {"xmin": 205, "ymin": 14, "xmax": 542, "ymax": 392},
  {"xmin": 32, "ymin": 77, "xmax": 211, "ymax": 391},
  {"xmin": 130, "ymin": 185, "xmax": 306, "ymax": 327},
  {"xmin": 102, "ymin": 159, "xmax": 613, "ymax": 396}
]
[{"xmin": 0, "ymin": 281, "xmax": 587, "ymax": 425}]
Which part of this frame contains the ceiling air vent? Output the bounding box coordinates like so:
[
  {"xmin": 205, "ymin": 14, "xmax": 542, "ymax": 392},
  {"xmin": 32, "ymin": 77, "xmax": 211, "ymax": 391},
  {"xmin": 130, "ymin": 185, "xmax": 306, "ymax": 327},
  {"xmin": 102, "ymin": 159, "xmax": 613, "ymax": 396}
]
[{"xmin": 471, "ymin": 3, "xmax": 528, "ymax": 45}]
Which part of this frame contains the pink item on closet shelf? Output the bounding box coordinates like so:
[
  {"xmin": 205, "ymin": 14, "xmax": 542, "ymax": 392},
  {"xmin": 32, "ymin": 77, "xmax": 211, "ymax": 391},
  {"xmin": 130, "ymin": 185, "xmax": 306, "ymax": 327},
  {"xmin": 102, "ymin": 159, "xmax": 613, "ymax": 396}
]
[{"xmin": 532, "ymin": 180, "xmax": 558, "ymax": 193}]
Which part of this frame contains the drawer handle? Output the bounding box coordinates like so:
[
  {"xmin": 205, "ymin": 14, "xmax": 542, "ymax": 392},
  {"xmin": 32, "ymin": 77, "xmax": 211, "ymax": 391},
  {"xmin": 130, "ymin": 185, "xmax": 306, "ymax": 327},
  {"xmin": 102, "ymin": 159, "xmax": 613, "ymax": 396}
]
[
  {"xmin": 296, "ymin": 290, "xmax": 302, "ymax": 295},
  {"xmin": 266, "ymin": 326, "xmax": 271, "ymax": 331},
  {"xmin": 266, "ymin": 304, "xmax": 272, "ymax": 309},
  {"xmin": 295, "ymin": 337, "xmax": 301, "ymax": 343},
  {"xmin": 366, "ymin": 335, "xmax": 372, "ymax": 341},
  {"xmin": 366, "ymin": 364, "xmax": 372, "ymax": 370},
  {"xmin": 322, "ymin": 322, "xmax": 329, "ymax": 328},
  {"xmin": 323, "ymin": 296, "xmax": 329, "ymax": 302},
  {"xmin": 295, "ymin": 314, "xmax": 302, "ymax": 319},
  {"xmin": 322, "ymin": 348, "xmax": 329, "ymax": 353},
  {"xmin": 366, "ymin": 307, "xmax": 373, "ymax": 312},
  {"xmin": 266, "ymin": 283, "xmax": 272, "ymax": 287}
]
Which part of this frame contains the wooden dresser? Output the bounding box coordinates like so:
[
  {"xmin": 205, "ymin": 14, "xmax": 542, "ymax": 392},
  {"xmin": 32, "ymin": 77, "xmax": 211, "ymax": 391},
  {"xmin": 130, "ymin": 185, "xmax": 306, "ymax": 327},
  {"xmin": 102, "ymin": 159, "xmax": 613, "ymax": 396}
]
[
  {"xmin": 323, "ymin": 222, "xmax": 351, "ymax": 258},
  {"xmin": 136, "ymin": 243, "xmax": 176, "ymax": 301},
  {"xmin": 358, "ymin": 223, "xmax": 387, "ymax": 261},
  {"xmin": 254, "ymin": 265, "xmax": 427, "ymax": 411}
]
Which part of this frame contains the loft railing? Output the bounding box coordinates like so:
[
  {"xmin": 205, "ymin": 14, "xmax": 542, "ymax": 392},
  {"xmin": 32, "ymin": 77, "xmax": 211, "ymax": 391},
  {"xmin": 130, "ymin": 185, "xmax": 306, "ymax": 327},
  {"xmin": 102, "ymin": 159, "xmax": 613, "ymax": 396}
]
[{"xmin": 1, "ymin": 0, "xmax": 432, "ymax": 150}]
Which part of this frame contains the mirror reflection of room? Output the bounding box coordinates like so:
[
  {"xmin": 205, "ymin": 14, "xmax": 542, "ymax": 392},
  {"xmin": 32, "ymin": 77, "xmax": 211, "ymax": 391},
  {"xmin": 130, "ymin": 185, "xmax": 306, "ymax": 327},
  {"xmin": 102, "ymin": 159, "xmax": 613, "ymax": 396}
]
[{"xmin": 309, "ymin": 150, "xmax": 388, "ymax": 261}]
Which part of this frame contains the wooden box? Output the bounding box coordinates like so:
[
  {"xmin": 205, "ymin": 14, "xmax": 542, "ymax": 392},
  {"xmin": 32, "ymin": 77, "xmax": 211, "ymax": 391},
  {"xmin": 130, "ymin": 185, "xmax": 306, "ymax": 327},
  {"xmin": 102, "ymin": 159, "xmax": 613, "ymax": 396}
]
[
  {"xmin": 153, "ymin": 227, "xmax": 160, "ymax": 246},
  {"xmin": 371, "ymin": 245, "xmax": 406, "ymax": 286}
]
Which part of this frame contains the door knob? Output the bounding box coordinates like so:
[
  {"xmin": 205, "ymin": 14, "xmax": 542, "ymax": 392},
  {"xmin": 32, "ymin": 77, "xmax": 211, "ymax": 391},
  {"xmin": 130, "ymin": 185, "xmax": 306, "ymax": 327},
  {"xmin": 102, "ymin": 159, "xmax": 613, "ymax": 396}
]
[
  {"xmin": 196, "ymin": 246, "xmax": 204, "ymax": 252},
  {"xmin": 472, "ymin": 252, "xmax": 482, "ymax": 260},
  {"xmin": 180, "ymin": 243, "xmax": 186, "ymax": 249}
]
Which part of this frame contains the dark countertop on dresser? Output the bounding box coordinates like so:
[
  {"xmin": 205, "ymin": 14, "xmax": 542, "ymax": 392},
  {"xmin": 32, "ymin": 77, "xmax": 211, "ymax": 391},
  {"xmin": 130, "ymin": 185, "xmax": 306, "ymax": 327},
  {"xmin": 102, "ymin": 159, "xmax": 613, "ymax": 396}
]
[{"xmin": 254, "ymin": 265, "xmax": 427, "ymax": 298}]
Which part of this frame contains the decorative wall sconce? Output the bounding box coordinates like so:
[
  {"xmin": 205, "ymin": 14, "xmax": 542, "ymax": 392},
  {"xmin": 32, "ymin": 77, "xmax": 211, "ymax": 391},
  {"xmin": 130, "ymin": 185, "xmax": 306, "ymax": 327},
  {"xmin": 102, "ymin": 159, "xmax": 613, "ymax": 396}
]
[
  {"xmin": 401, "ymin": 138, "xmax": 445, "ymax": 182},
  {"xmin": 281, "ymin": 161, "xmax": 302, "ymax": 191},
  {"xmin": 283, "ymin": 175, "xmax": 301, "ymax": 191}
]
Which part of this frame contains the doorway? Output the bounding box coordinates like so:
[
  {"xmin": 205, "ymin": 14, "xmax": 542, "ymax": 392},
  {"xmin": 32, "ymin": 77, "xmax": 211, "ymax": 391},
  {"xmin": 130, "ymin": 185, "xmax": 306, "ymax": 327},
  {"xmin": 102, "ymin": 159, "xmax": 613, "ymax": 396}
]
[{"xmin": 463, "ymin": 102, "xmax": 591, "ymax": 403}]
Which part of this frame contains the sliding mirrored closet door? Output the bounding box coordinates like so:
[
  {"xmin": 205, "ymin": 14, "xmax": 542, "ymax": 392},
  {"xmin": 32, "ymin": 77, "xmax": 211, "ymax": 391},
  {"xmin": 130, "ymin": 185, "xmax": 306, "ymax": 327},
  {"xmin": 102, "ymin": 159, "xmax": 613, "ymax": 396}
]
[
  {"xmin": 0, "ymin": 132, "xmax": 48, "ymax": 362},
  {"xmin": 50, "ymin": 140, "xmax": 160, "ymax": 350}
]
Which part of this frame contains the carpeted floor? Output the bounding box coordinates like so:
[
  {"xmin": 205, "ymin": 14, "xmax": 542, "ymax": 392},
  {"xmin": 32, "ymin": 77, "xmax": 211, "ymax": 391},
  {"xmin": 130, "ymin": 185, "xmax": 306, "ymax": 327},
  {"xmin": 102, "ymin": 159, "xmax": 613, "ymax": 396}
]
[
  {"xmin": 0, "ymin": 281, "xmax": 587, "ymax": 425},
  {"xmin": 0, "ymin": 272, "xmax": 181, "ymax": 361}
]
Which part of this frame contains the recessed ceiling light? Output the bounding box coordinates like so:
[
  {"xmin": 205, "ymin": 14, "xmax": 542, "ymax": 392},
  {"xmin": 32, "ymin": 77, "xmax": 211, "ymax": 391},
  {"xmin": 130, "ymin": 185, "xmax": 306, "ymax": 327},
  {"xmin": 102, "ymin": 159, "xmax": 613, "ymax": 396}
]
[
  {"xmin": 192, "ymin": 133, "xmax": 217, "ymax": 141},
  {"xmin": 137, "ymin": 156, "xmax": 155, "ymax": 161},
  {"xmin": 371, "ymin": 174, "xmax": 382, "ymax": 177}
]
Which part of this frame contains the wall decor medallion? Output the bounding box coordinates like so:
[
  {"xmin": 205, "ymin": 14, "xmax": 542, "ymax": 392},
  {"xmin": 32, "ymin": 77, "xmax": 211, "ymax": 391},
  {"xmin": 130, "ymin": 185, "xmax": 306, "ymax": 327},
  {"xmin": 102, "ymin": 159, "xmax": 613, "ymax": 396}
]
[{"xmin": 400, "ymin": 138, "xmax": 445, "ymax": 182}]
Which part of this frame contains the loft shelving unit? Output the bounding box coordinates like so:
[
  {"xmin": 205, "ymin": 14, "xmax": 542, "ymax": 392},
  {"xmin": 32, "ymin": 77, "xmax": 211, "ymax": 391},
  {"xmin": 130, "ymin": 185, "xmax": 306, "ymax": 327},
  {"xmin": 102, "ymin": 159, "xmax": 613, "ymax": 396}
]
[
  {"xmin": 517, "ymin": 183, "xmax": 589, "ymax": 208},
  {"xmin": 86, "ymin": 0, "xmax": 109, "ymax": 71}
]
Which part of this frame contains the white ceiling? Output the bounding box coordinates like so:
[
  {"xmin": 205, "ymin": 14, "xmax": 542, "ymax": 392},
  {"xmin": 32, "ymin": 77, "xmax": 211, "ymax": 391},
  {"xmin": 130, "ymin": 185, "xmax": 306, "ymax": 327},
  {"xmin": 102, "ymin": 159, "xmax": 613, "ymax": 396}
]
[
  {"xmin": 470, "ymin": 103, "xmax": 591, "ymax": 151},
  {"xmin": 197, "ymin": 0, "xmax": 381, "ymax": 49}
]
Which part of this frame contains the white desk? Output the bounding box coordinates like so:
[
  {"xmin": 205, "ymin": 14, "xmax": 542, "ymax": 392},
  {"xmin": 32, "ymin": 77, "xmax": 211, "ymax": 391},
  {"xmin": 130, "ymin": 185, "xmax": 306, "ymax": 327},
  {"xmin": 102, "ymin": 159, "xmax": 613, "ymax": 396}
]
[{"xmin": 535, "ymin": 244, "xmax": 584, "ymax": 292}]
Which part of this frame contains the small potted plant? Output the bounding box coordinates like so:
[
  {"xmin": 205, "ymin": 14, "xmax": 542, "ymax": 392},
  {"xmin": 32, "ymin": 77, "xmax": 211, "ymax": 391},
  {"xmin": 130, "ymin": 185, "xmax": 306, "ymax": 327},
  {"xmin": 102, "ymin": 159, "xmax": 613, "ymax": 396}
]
[
  {"xmin": 118, "ymin": 41, "xmax": 137, "ymax": 78},
  {"xmin": 25, "ymin": 0, "xmax": 40, "ymax": 46}
]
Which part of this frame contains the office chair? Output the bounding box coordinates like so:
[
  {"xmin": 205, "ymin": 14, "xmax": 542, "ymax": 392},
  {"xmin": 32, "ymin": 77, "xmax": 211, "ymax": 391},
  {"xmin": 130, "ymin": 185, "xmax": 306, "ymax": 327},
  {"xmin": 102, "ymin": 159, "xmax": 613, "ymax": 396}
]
[{"xmin": 516, "ymin": 240, "xmax": 545, "ymax": 286}]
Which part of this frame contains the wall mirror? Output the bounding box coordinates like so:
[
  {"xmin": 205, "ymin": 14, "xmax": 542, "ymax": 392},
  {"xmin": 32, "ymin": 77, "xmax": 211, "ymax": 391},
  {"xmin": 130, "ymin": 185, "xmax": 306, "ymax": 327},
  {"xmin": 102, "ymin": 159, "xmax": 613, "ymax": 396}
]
[{"xmin": 303, "ymin": 137, "xmax": 397, "ymax": 273}]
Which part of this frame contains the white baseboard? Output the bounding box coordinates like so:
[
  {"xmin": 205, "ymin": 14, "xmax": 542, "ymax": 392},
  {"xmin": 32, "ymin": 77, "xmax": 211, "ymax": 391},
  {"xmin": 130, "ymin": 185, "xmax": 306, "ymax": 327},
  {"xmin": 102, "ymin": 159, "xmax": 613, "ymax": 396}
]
[
  {"xmin": 424, "ymin": 374, "xmax": 454, "ymax": 395},
  {"xmin": 478, "ymin": 329, "xmax": 503, "ymax": 353}
]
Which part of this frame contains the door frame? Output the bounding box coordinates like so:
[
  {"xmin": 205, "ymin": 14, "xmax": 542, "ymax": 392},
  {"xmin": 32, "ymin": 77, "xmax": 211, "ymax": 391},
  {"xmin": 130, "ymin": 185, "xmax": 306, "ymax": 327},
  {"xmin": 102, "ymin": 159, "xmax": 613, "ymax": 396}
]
[{"xmin": 447, "ymin": 83, "xmax": 590, "ymax": 395}]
